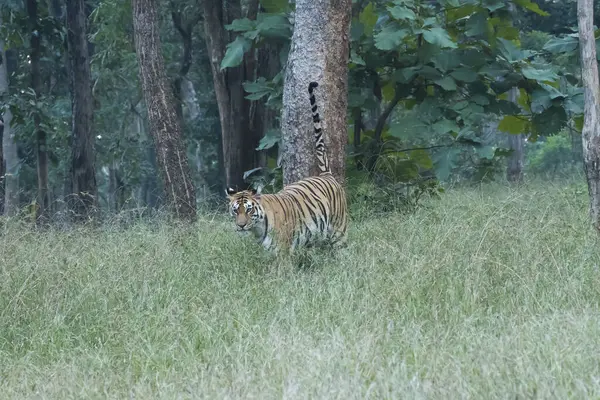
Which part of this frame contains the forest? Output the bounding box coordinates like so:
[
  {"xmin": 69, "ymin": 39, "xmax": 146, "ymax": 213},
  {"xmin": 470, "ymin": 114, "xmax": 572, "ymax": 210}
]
[{"xmin": 2, "ymin": 0, "xmax": 600, "ymax": 397}]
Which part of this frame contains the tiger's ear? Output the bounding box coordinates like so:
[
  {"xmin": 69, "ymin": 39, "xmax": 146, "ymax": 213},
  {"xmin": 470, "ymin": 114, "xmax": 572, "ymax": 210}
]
[
  {"xmin": 226, "ymin": 187, "xmax": 236, "ymax": 199},
  {"xmin": 250, "ymin": 184, "xmax": 263, "ymax": 195}
]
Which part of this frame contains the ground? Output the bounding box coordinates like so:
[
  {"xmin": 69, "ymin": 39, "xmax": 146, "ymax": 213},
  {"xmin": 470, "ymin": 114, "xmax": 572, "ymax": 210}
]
[{"xmin": 0, "ymin": 180, "xmax": 599, "ymax": 399}]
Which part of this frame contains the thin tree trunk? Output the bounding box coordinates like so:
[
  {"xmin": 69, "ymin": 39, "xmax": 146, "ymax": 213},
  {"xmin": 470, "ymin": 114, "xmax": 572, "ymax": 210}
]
[
  {"xmin": 281, "ymin": 0, "xmax": 350, "ymax": 185},
  {"xmin": 1, "ymin": 38, "xmax": 19, "ymax": 216},
  {"xmin": 66, "ymin": 0, "xmax": 97, "ymax": 220},
  {"xmin": 132, "ymin": 0, "xmax": 197, "ymax": 221},
  {"xmin": 170, "ymin": 5, "xmax": 202, "ymax": 121},
  {"xmin": 203, "ymin": 0, "xmax": 261, "ymax": 190},
  {"xmin": 506, "ymin": 87, "xmax": 524, "ymax": 183},
  {"xmin": 578, "ymin": 0, "xmax": 600, "ymax": 231},
  {"xmin": 27, "ymin": 0, "xmax": 50, "ymax": 222},
  {"xmin": 323, "ymin": 0, "xmax": 351, "ymax": 182}
]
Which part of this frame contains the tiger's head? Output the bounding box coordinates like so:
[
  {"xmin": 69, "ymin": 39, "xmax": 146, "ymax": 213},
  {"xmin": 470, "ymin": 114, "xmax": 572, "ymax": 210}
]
[{"xmin": 226, "ymin": 187, "xmax": 263, "ymax": 233}]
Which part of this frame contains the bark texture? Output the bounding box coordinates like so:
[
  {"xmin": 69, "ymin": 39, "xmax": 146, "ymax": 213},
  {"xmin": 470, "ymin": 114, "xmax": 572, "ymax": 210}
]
[
  {"xmin": 578, "ymin": 0, "xmax": 600, "ymax": 231},
  {"xmin": 170, "ymin": 5, "xmax": 202, "ymax": 121},
  {"xmin": 132, "ymin": 0, "xmax": 197, "ymax": 221},
  {"xmin": 203, "ymin": 0, "xmax": 262, "ymax": 190},
  {"xmin": 67, "ymin": 0, "xmax": 97, "ymax": 219},
  {"xmin": 0, "ymin": 39, "xmax": 19, "ymax": 216},
  {"xmin": 506, "ymin": 87, "xmax": 524, "ymax": 183},
  {"xmin": 281, "ymin": 0, "xmax": 351, "ymax": 185},
  {"xmin": 27, "ymin": 0, "xmax": 50, "ymax": 222}
]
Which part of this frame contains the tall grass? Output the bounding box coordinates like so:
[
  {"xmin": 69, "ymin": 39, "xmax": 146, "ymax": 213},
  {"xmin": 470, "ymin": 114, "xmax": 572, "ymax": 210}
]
[{"xmin": 0, "ymin": 180, "xmax": 599, "ymax": 399}]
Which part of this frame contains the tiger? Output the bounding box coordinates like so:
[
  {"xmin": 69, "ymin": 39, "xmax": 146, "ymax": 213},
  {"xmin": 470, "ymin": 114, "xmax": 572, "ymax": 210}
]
[{"xmin": 226, "ymin": 81, "xmax": 348, "ymax": 253}]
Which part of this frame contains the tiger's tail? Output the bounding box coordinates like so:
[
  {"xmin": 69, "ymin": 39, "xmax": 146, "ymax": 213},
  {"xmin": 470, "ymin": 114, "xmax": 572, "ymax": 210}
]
[{"xmin": 308, "ymin": 82, "xmax": 330, "ymax": 174}]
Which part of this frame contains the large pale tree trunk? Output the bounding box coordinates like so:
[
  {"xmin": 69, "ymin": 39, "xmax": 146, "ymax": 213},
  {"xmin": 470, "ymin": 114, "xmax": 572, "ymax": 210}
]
[
  {"xmin": 132, "ymin": 0, "xmax": 197, "ymax": 221},
  {"xmin": 27, "ymin": 0, "xmax": 50, "ymax": 222},
  {"xmin": 578, "ymin": 0, "xmax": 600, "ymax": 231},
  {"xmin": 203, "ymin": 0, "xmax": 262, "ymax": 190},
  {"xmin": 66, "ymin": 0, "xmax": 97, "ymax": 220},
  {"xmin": 506, "ymin": 87, "xmax": 524, "ymax": 182},
  {"xmin": 1, "ymin": 38, "xmax": 19, "ymax": 216},
  {"xmin": 281, "ymin": 0, "xmax": 351, "ymax": 185}
]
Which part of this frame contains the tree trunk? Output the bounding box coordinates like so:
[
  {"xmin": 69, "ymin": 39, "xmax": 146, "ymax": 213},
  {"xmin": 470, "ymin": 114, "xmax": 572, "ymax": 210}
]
[
  {"xmin": 323, "ymin": 0, "xmax": 351, "ymax": 182},
  {"xmin": 506, "ymin": 87, "xmax": 524, "ymax": 183},
  {"xmin": 27, "ymin": 0, "xmax": 50, "ymax": 222},
  {"xmin": 66, "ymin": 0, "xmax": 97, "ymax": 220},
  {"xmin": 1, "ymin": 38, "xmax": 19, "ymax": 216},
  {"xmin": 203, "ymin": 0, "xmax": 263, "ymax": 191},
  {"xmin": 578, "ymin": 0, "xmax": 600, "ymax": 231},
  {"xmin": 132, "ymin": 0, "xmax": 197, "ymax": 221},
  {"xmin": 170, "ymin": 6, "xmax": 202, "ymax": 121},
  {"xmin": 281, "ymin": 0, "xmax": 351, "ymax": 185}
]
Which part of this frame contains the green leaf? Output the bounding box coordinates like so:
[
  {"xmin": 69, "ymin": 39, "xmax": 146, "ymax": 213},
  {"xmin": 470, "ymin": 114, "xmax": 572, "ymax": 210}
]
[
  {"xmin": 475, "ymin": 145, "xmax": 497, "ymax": 159},
  {"xmin": 513, "ymin": 0, "xmax": 550, "ymax": 16},
  {"xmin": 434, "ymin": 148, "xmax": 461, "ymax": 181},
  {"xmin": 243, "ymin": 78, "xmax": 271, "ymax": 101},
  {"xmin": 359, "ymin": 2, "xmax": 378, "ymax": 35},
  {"xmin": 531, "ymin": 106, "xmax": 567, "ymax": 137},
  {"xmin": 483, "ymin": 0, "xmax": 506, "ymax": 12},
  {"xmin": 395, "ymin": 66, "xmax": 420, "ymax": 83},
  {"xmin": 543, "ymin": 36, "xmax": 578, "ymax": 54},
  {"xmin": 450, "ymin": 68, "xmax": 478, "ymax": 82},
  {"xmin": 498, "ymin": 115, "xmax": 528, "ymax": 134},
  {"xmin": 220, "ymin": 36, "xmax": 252, "ymax": 70},
  {"xmin": 374, "ymin": 26, "xmax": 409, "ymax": 50},
  {"xmin": 256, "ymin": 14, "xmax": 291, "ymax": 39},
  {"xmin": 388, "ymin": 5, "xmax": 416, "ymax": 20},
  {"xmin": 434, "ymin": 76, "xmax": 457, "ymax": 91},
  {"xmin": 225, "ymin": 18, "xmax": 255, "ymax": 32},
  {"xmin": 350, "ymin": 49, "xmax": 366, "ymax": 66},
  {"xmin": 496, "ymin": 38, "xmax": 525, "ymax": 63},
  {"xmin": 432, "ymin": 52, "xmax": 460, "ymax": 72},
  {"xmin": 465, "ymin": 10, "xmax": 489, "ymax": 37},
  {"xmin": 521, "ymin": 66, "xmax": 558, "ymax": 82},
  {"xmin": 260, "ymin": 0, "xmax": 289, "ymax": 13},
  {"xmin": 257, "ymin": 129, "xmax": 281, "ymax": 150},
  {"xmin": 422, "ymin": 27, "xmax": 457, "ymax": 49},
  {"xmin": 432, "ymin": 119, "xmax": 459, "ymax": 134}
]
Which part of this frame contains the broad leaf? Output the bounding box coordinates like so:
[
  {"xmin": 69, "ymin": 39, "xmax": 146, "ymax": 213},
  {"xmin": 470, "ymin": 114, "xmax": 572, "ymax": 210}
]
[
  {"xmin": 450, "ymin": 68, "xmax": 478, "ymax": 82},
  {"xmin": 498, "ymin": 115, "xmax": 528, "ymax": 134},
  {"xmin": 543, "ymin": 36, "xmax": 578, "ymax": 54},
  {"xmin": 422, "ymin": 27, "xmax": 457, "ymax": 49},
  {"xmin": 434, "ymin": 76, "xmax": 457, "ymax": 91},
  {"xmin": 388, "ymin": 5, "xmax": 416, "ymax": 21},
  {"xmin": 375, "ymin": 25, "xmax": 409, "ymax": 50},
  {"xmin": 359, "ymin": 2, "xmax": 378, "ymax": 35},
  {"xmin": 220, "ymin": 36, "xmax": 251, "ymax": 70},
  {"xmin": 513, "ymin": 0, "xmax": 550, "ymax": 16},
  {"xmin": 521, "ymin": 66, "xmax": 558, "ymax": 82}
]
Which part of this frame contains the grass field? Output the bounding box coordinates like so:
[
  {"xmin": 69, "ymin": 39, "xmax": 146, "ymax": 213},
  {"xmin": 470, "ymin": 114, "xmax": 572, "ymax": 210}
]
[{"xmin": 1, "ymin": 180, "xmax": 599, "ymax": 399}]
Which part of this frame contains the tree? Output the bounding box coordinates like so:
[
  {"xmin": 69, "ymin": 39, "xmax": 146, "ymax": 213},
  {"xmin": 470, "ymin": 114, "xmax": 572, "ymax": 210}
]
[
  {"xmin": 506, "ymin": 87, "xmax": 524, "ymax": 182},
  {"xmin": 0, "ymin": 37, "xmax": 19, "ymax": 217},
  {"xmin": 280, "ymin": 0, "xmax": 351, "ymax": 185},
  {"xmin": 66, "ymin": 0, "xmax": 97, "ymax": 220},
  {"xmin": 26, "ymin": 0, "xmax": 50, "ymax": 222},
  {"xmin": 577, "ymin": 0, "xmax": 600, "ymax": 231},
  {"xmin": 203, "ymin": 0, "xmax": 263, "ymax": 190},
  {"xmin": 132, "ymin": 0, "xmax": 197, "ymax": 221},
  {"xmin": 169, "ymin": 1, "xmax": 202, "ymax": 121}
]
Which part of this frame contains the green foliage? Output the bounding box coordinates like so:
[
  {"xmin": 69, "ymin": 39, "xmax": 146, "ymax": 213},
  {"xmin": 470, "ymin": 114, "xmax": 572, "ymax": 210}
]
[{"xmin": 527, "ymin": 130, "xmax": 582, "ymax": 177}]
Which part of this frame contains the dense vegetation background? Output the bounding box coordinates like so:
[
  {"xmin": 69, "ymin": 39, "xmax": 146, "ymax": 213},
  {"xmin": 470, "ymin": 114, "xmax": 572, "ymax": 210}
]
[{"xmin": 0, "ymin": 0, "xmax": 591, "ymax": 221}]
